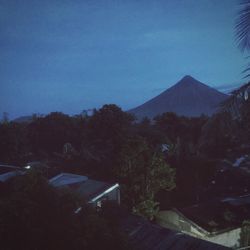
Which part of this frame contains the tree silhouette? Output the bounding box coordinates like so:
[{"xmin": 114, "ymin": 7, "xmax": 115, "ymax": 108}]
[
  {"xmin": 236, "ymin": 0, "xmax": 250, "ymax": 78},
  {"xmin": 236, "ymin": 0, "xmax": 250, "ymax": 52}
]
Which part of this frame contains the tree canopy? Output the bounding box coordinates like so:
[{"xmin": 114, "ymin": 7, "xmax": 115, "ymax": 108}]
[{"xmin": 0, "ymin": 170, "xmax": 130, "ymax": 250}]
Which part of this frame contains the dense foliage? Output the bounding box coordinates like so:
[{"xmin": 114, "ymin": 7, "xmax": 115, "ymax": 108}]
[
  {"xmin": 0, "ymin": 171, "xmax": 130, "ymax": 250},
  {"xmin": 1, "ymin": 93, "xmax": 250, "ymax": 210}
]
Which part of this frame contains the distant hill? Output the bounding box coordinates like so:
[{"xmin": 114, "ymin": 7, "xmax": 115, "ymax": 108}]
[
  {"xmin": 13, "ymin": 115, "xmax": 34, "ymax": 123},
  {"xmin": 129, "ymin": 75, "xmax": 228, "ymax": 119}
]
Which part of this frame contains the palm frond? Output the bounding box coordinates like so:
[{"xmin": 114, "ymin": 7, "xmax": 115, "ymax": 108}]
[
  {"xmin": 220, "ymin": 82, "xmax": 250, "ymax": 117},
  {"xmin": 235, "ymin": 0, "xmax": 250, "ymax": 52},
  {"xmin": 243, "ymin": 73, "xmax": 250, "ymax": 78}
]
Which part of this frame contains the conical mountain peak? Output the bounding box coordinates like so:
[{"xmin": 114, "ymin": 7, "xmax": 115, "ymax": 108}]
[
  {"xmin": 129, "ymin": 76, "xmax": 228, "ymax": 119},
  {"xmin": 182, "ymin": 75, "xmax": 195, "ymax": 81},
  {"xmin": 177, "ymin": 75, "xmax": 203, "ymax": 86}
]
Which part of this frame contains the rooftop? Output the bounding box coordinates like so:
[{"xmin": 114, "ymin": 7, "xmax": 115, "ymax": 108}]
[
  {"xmin": 49, "ymin": 173, "xmax": 88, "ymax": 187},
  {"xmin": 0, "ymin": 165, "xmax": 23, "ymax": 182},
  {"xmin": 178, "ymin": 194, "xmax": 250, "ymax": 233},
  {"xmin": 49, "ymin": 173, "xmax": 118, "ymax": 201},
  {"xmin": 121, "ymin": 215, "xmax": 230, "ymax": 250},
  {"xmin": 0, "ymin": 164, "xmax": 21, "ymax": 174}
]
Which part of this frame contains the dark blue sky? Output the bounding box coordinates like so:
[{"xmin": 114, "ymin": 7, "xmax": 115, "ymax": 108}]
[{"xmin": 0, "ymin": 0, "xmax": 246, "ymax": 119}]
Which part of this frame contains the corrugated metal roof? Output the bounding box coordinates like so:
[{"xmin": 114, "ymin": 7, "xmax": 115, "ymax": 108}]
[
  {"xmin": 76, "ymin": 179, "xmax": 112, "ymax": 201},
  {"xmin": 0, "ymin": 165, "xmax": 21, "ymax": 174},
  {"xmin": 121, "ymin": 215, "xmax": 230, "ymax": 250},
  {"xmin": 49, "ymin": 173, "xmax": 117, "ymax": 202},
  {"xmin": 177, "ymin": 194, "xmax": 250, "ymax": 233},
  {"xmin": 49, "ymin": 173, "xmax": 88, "ymax": 187},
  {"xmin": 0, "ymin": 170, "xmax": 23, "ymax": 182}
]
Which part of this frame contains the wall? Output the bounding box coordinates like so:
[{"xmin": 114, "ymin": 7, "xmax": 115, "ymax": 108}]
[
  {"xmin": 202, "ymin": 228, "xmax": 240, "ymax": 248},
  {"xmin": 156, "ymin": 210, "xmax": 241, "ymax": 248}
]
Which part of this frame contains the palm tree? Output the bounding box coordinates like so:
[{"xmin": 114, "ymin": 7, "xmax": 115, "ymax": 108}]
[
  {"xmin": 220, "ymin": 82, "xmax": 250, "ymax": 118},
  {"xmin": 235, "ymin": 0, "xmax": 250, "ymax": 79},
  {"xmin": 221, "ymin": 1, "xmax": 250, "ymax": 132},
  {"xmin": 236, "ymin": 0, "xmax": 250, "ymax": 52},
  {"xmin": 219, "ymin": 1, "xmax": 250, "ymax": 115}
]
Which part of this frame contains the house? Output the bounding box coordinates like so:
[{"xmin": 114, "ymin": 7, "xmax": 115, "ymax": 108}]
[
  {"xmin": 49, "ymin": 173, "xmax": 120, "ymax": 207},
  {"xmin": 0, "ymin": 164, "xmax": 23, "ymax": 182},
  {"xmin": 156, "ymin": 195, "xmax": 250, "ymax": 248},
  {"xmin": 120, "ymin": 214, "xmax": 230, "ymax": 250}
]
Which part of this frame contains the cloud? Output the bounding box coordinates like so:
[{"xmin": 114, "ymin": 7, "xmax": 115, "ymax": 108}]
[{"xmin": 216, "ymin": 81, "xmax": 244, "ymax": 93}]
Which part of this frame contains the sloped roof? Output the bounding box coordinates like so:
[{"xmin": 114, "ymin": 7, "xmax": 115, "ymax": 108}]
[
  {"xmin": 0, "ymin": 165, "xmax": 23, "ymax": 182},
  {"xmin": 49, "ymin": 173, "xmax": 88, "ymax": 187},
  {"xmin": 0, "ymin": 171, "xmax": 23, "ymax": 182},
  {"xmin": 177, "ymin": 195, "xmax": 250, "ymax": 233},
  {"xmin": 0, "ymin": 164, "xmax": 21, "ymax": 174},
  {"xmin": 76, "ymin": 179, "xmax": 115, "ymax": 201},
  {"xmin": 49, "ymin": 173, "xmax": 118, "ymax": 201},
  {"xmin": 121, "ymin": 215, "xmax": 230, "ymax": 250}
]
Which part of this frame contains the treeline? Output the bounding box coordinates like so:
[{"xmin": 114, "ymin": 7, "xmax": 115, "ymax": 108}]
[
  {"xmin": 0, "ymin": 92, "xmax": 250, "ymax": 209},
  {"xmin": 0, "ymin": 170, "xmax": 131, "ymax": 250},
  {"xmin": 0, "ymin": 105, "xmax": 176, "ymax": 216}
]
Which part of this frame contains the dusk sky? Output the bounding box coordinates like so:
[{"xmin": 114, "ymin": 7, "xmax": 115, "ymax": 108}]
[{"xmin": 0, "ymin": 0, "xmax": 247, "ymax": 119}]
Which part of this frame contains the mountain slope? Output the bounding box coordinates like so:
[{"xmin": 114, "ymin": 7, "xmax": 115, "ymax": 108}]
[
  {"xmin": 129, "ymin": 75, "xmax": 228, "ymax": 119},
  {"xmin": 13, "ymin": 115, "xmax": 34, "ymax": 123}
]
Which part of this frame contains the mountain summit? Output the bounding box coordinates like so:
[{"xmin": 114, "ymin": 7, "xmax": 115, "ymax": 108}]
[{"xmin": 129, "ymin": 75, "xmax": 228, "ymax": 119}]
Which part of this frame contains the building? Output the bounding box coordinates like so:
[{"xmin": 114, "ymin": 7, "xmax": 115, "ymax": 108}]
[
  {"xmin": 121, "ymin": 214, "xmax": 230, "ymax": 250},
  {"xmin": 156, "ymin": 195, "xmax": 250, "ymax": 248},
  {"xmin": 49, "ymin": 173, "xmax": 120, "ymax": 207},
  {"xmin": 0, "ymin": 164, "xmax": 23, "ymax": 182}
]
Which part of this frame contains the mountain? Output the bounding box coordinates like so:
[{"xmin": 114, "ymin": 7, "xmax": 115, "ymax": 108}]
[
  {"xmin": 129, "ymin": 75, "xmax": 228, "ymax": 119},
  {"xmin": 13, "ymin": 115, "xmax": 34, "ymax": 123}
]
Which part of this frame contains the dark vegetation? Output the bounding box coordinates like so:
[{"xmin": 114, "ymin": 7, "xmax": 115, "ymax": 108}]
[
  {"xmin": 1, "ymin": 89, "xmax": 250, "ymax": 206},
  {"xmin": 0, "ymin": 84, "xmax": 250, "ymax": 249},
  {"xmin": 0, "ymin": 170, "xmax": 130, "ymax": 250}
]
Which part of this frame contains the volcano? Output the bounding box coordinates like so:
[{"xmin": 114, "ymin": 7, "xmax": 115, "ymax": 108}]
[{"xmin": 129, "ymin": 75, "xmax": 228, "ymax": 119}]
